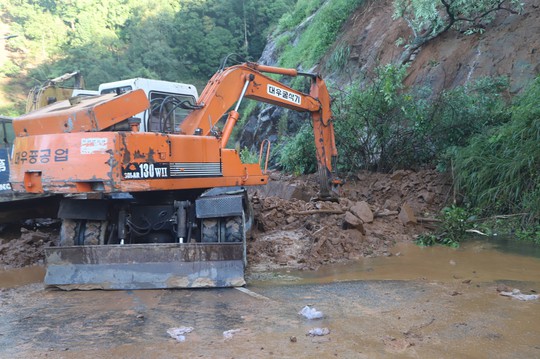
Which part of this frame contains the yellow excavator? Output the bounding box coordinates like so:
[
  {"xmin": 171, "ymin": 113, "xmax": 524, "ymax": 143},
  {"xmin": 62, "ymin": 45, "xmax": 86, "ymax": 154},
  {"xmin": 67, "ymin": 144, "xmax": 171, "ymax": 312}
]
[{"xmin": 25, "ymin": 71, "xmax": 92, "ymax": 113}]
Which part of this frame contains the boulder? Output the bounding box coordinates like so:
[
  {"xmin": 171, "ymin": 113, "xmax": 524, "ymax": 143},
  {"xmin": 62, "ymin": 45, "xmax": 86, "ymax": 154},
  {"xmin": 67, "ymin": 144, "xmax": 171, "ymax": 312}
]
[
  {"xmin": 398, "ymin": 203, "xmax": 417, "ymax": 225},
  {"xmin": 383, "ymin": 199, "xmax": 399, "ymax": 211},
  {"xmin": 350, "ymin": 201, "xmax": 374, "ymax": 223},
  {"xmin": 343, "ymin": 211, "xmax": 366, "ymax": 235},
  {"xmin": 390, "ymin": 170, "xmax": 408, "ymax": 181}
]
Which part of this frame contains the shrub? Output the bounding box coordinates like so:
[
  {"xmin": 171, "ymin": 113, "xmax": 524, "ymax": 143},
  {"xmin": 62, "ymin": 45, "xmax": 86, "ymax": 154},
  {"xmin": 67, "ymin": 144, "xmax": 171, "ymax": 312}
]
[
  {"xmin": 416, "ymin": 206, "xmax": 474, "ymax": 247},
  {"xmin": 330, "ymin": 68, "xmax": 509, "ymax": 173},
  {"xmin": 452, "ymin": 77, "xmax": 540, "ymax": 223},
  {"xmin": 277, "ymin": 124, "xmax": 317, "ymax": 175},
  {"xmin": 239, "ymin": 146, "xmax": 259, "ymax": 164}
]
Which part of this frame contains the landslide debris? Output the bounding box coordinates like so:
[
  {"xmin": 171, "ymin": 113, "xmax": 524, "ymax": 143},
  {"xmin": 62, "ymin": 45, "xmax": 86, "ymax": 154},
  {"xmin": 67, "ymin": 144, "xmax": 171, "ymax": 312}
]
[
  {"xmin": 0, "ymin": 225, "xmax": 58, "ymax": 269},
  {"xmin": 247, "ymin": 169, "xmax": 451, "ymax": 271},
  {"xmin": 0, "ymin": 169, "xmax": 451, "ymax": 272}
]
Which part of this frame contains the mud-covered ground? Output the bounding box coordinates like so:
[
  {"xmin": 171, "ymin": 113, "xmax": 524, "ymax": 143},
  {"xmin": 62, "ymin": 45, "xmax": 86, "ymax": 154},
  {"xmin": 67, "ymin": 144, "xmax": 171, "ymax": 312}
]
[
  {"xmin": 248, "ymin": 169, "xmax": 451, "ymax": 271},
  {"xmin": 1, "ymin": 241, "xmax": 540, "ymax": 358},
  {"xmin": 0, "ymin": 169, "xmax": 451, "ymax": 271},
  {"xmin": 1, "ymin": 171, "xmax": 540, "ymax": 358}
]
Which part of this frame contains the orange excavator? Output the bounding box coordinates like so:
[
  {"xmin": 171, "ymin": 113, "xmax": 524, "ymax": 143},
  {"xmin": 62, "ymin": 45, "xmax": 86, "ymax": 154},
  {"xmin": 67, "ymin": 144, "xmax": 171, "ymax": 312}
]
[{"xmin": 10, "ymin": 62, "xmax": 338, "ymax": 289}]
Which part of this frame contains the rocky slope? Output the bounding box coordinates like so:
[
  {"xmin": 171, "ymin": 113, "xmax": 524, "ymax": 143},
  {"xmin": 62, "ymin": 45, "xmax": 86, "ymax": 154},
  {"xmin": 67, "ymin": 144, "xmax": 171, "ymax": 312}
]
[
  {"xmin": 327, "ymin": 0, "xmax": 540, "ymax": 94},
  {"xmin": 240, "ymin": 0, "xmax": 540, "ymax": 151}
]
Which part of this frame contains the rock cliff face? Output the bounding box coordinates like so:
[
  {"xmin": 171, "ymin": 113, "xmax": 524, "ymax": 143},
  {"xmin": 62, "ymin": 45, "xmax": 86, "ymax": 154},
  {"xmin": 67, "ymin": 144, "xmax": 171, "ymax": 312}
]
[
  {"xmin": 327, "ymin": 0, "xmax": 540, "ymax": 94},
  {"xmin": 240, "ymin": 0, "xmax": 540, "ymax": 151}
]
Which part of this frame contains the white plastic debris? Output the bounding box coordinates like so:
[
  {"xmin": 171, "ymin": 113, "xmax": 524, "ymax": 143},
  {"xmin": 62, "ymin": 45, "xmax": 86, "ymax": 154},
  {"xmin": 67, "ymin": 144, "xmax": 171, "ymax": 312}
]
[
  {"xmin": 499, "ymin": 289, "xmax": 539, "ymax": 301},
  {"xmin": 307, "ymin": 327, "xmax": 330, "ymax": 336},
  {"xmin": 167, "ymin": 327, "xmax": 194, "ymax": 342},
  {"xmin": 299, "ymin": 305, "xmax": 324, "ymax": 319},
  {"xmin": 223, "ymin": 329, "xmax": 243, "ymax": 340}
]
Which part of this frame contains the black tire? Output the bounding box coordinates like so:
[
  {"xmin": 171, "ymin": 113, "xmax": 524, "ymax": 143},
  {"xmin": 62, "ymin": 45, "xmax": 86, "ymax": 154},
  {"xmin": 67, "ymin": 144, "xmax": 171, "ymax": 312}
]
[
  {"xmin": 59, "ymin": 219, "xmax": 106, "ymax": 246},
  {"xmin": 202, "ymin": 219, "xmax": 218, "ymax": 242},
  {"xmin": 59, "ymin": 219, "xmax": 77, "ymax": 246},
  {"xmin": 84, "ymin": 220, "xmax": 105, "ymax": 245},
  {"xmin": 225, "ymin": 216, "xmax": 243, "ymax": 243}
]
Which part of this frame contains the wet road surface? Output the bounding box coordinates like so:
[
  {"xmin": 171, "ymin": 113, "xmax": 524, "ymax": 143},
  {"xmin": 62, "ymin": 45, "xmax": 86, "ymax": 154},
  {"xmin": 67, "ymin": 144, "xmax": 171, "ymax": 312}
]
[{"xmin": 1, "ymin": 240, "xmax": 539, "ymax": 358}]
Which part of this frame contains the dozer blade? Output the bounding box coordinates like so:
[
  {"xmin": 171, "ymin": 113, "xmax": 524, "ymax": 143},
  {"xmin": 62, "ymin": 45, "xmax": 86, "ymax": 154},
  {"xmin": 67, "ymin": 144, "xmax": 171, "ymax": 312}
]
[{"xmin": 44, "ymin": 243, "xmax": 245, "ymax": 290}]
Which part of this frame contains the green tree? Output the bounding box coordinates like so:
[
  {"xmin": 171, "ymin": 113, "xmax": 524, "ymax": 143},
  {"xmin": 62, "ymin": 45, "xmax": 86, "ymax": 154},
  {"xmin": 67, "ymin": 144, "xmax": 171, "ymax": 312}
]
[{"xmin": 1, "ymin": 0, "xmax": 292, "ymax": 113}]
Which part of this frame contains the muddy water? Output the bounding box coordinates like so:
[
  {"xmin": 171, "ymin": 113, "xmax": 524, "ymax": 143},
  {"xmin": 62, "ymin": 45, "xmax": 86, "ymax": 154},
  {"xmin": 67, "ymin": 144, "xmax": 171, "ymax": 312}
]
[
  {"xmin": 265, "ymin": 239, "xmax": 540, "ymax": 285},
  {"xmin": 1, "ymin": 239, "xmax": 539, "ymax": 358},
  {"xmin": 0, "ymin": 265, "xmax": 44, "ymax": 288}
]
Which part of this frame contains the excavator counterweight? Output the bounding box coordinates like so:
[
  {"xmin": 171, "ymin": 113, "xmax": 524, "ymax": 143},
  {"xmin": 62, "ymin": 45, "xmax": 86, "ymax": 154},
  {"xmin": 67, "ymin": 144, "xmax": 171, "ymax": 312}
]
[{"xmin": 10, "ymin": 62, "xmax": 338, "ymax": 290}]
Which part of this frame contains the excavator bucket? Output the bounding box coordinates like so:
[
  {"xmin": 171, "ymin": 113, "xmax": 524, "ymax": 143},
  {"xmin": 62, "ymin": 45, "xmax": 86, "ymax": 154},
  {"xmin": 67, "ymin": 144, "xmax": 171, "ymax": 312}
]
[{"xmin": 44, "ymin": 243, "xmax": 246, "ymax": 290}]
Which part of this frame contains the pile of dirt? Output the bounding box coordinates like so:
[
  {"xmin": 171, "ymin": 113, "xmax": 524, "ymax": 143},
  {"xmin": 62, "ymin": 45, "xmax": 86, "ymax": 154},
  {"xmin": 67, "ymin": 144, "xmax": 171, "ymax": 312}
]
[
  {"xmin": 247, "ymin": 169, "xmax": 452, "ymax": 271},
  {"xmin": 0, "ymin": 226, "xmax": 58, "ymax": 269},
  {"xmin": 0, "ymin": 169, "xmax": 451, "ymax": 272}
]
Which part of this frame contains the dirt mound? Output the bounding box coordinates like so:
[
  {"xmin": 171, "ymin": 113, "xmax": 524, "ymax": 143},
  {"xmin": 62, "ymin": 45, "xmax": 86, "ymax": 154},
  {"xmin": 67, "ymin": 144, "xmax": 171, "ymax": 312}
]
[
  {"xmin": 248, "ymin": 169, "xmax": 451, "ymax": 271},
  {"xmin": 0, "ymin": 226, "xmax": 58, "ymax": 269},
  {"xmin": 0, "ymin": 169, "xmax": 451, "ymax": 272}
]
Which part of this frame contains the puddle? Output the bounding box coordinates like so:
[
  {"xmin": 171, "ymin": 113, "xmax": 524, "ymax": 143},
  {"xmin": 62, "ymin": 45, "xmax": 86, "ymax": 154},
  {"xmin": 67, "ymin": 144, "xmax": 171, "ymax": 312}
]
[
  {"xmin": 0, "ymin": 265, "xmax": 45, "ymax": 288},
  {"xmin": 252, "ymin": 239, "xmax": 540, "ymax": 286}
]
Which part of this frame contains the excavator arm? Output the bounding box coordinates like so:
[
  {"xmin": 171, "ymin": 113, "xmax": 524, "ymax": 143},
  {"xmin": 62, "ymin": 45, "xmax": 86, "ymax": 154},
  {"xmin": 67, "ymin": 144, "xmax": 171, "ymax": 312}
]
[{"xmin": 181, "ymin": 62, "xmax": 338, "ymax": 197}]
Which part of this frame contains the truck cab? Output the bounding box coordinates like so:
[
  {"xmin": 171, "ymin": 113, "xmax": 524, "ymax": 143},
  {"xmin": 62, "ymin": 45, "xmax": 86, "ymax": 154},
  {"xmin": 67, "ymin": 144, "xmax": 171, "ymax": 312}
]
[{"xmin": 98, "ymin": 78, "xmax": 199, "ymax": 133}]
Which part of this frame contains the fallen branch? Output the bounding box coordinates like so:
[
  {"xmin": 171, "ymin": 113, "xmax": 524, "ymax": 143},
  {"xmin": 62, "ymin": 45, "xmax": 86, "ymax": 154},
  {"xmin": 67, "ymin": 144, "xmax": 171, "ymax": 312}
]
[
  {"xmin": 416, "ymin": 217, "xmax": 442, "ymax": 223},
  {"xmin": 312, "ymin": 226, "xmax": 328, "ymax": 237},
  {"xmin": 473, "ymin": 213, "xmax": 529, "ymax": 222},
  {"xmin": 262, "ymin": 205, "xmax": 280, "ymax": 212},
  {"xmin": 295, "ymin": 210, "xmax": 344, "ymax": 215},
  {"xmin": 374, "ymin": 210, "xmax": 399, "ymax": 217},
  {"xmin": 465, "ymin": 229, "xmax": 488, "ymax": 236}
]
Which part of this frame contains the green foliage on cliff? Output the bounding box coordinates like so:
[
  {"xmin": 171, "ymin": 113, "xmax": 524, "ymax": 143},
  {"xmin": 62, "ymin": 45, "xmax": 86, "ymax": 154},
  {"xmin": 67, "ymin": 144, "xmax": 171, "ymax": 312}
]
[
  {"xmin": 278, "ymin": 124, "xmax": 317, "ymax": 175},
  {"xmin": 276, "ymin": 0, "xmax": 364, "ymax": 70},
  {"xmin": 279, "ymin": 65, "xmax": 510, "ymax": 175}
]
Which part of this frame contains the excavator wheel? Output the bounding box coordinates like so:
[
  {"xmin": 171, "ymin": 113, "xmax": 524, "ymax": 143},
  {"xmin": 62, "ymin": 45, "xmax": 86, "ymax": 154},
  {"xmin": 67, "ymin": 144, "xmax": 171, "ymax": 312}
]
[
  {"xmin": 225, "ymin": 216, "xmax": 243, "ymax": 242},
  {"xmin": 59, "ymin": 219, "xmax": 77, "ymax": 246},
  {"xmin": 201, "ymin": 216, "xmax": 244, "ymax": 243},
  {"xmin": 59, "ymin": 219, "xmax": 106, "ymax": 246},
  {"xmin": 202, "ymin": 219, "xmax": 219, "ymax": 242},
  {"xmin": 83, "ymin": 220, "xmax": 106, "ymax": 245}
]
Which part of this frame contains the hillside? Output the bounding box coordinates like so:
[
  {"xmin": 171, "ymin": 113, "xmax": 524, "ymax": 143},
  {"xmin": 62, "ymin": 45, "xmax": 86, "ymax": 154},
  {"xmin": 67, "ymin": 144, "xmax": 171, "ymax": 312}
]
[
  {"xmin": 323, "ymin": 0, "xmax": 540, "ymax": 93},
  {"xmin": 239, "ymin": 0, "xmax": 539, "ymax": 153},
  {"xmin": 2, "ymin": 1, "xmax": 538, "ymax": 111},
  {"xmin": 1, "ymin": 1, "xmax": 539, "ymax": 238}
]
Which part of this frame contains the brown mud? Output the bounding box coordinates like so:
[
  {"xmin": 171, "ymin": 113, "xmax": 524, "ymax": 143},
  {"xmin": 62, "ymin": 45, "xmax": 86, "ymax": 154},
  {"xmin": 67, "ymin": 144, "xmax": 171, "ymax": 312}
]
[
  {"xmin": 0, "ymin": 168, "xmax": 539, "ymax": 358},
  {"xmin": 0, "ymin": 241, "xmax": 539, "ymax": 358},
  {"xmin": 248, "ymin": 169, "xmax": 451, "ymax": 272},
  {"xmin": 0, "ymin": 169, "xmax": 451, "ymax": 273},
  {"xmin": 0, "ymin": 225, "xmax": 58, "ymax": 270}
]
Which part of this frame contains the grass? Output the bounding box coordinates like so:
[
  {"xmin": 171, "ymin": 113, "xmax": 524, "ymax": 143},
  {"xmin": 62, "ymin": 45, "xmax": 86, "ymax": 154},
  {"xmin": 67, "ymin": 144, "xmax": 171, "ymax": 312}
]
[{"xmin": 278, "ymin": 0, "xmax": 364, "ymax": 70}]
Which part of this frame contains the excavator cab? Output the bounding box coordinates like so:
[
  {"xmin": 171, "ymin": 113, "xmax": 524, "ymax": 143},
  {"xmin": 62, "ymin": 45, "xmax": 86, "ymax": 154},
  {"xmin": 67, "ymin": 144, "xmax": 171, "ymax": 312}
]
[
  {"xmin": 98, "ymin": 78, "xmax": 198, "ymax": 133},
  {"xmin": 10, "ymin": 62, "xmax": 338, "ymax": 290}
]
